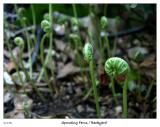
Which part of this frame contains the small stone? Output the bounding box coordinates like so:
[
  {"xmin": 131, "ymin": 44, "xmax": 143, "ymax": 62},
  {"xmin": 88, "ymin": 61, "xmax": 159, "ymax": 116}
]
[
  {"xmin": 77, "ymin": 105, "xmax": 84, "ymax": 113},
  {"xmin": 13, "ymin": 112, "xmax": 25, "ymax": 119},
  {"xmin": 117, "ymin": 38, "xmax": 123, "ymax": 45},
  {"xmin": 65, "ymin": 116, "xmax": 70, "ymax": 119},
  {"xmin": 115, "ymin": 49, "xmax": 122, "ymax": 56},
  {"xmin": 88, "ymin": 113, "xmax": 95, "ymax": 118},
  {"xmin": 67, "ymin": 83, "xmax": 73, "ymax": 94},
  {"xmin": 4, "ymin": 72, "xmax": 14, "ymax": 85},
  {"xmin": 129, "ymin": 102, "xmax": 133, "ymax": 106},
  {"xmin": 14, "ymin": 94, "xmax": 33, "ymax": 110},
  {"xmin": 64, "ymin": 95, "xmax": 70, "ymax": 100},
  {"xmin": 37, "ymin": 102, "xmax": 41, "ymax": 106},
  {"xmin": 54, "ymin": 24, "xmax": 65, "ymax": 36},
  {"xmin": 115, "ymin": 106, "xmax": 122, "ymax": 114},
  {"xmin": 75, "ymin": 87, "xmax": 83, "ymax": 96},
  {"xmin": 101, "ymin": 106, "xmax": 107, "ymax": 117},
  {"xmin": 86, "ymin": 105, "xmax": 95, "ymax": 113},
  {"xmin": 133, "ymin": 39, "xmax": 140, "ymax": 45},
  {"xmin": 4, "ymin": 92, "xmax": 14, "ymax": 103}
]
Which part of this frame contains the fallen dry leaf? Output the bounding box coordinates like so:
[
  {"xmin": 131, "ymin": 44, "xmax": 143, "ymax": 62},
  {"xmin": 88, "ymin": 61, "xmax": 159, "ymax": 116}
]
[
  {"xmin": 140, "ymin": 54, "xmax": 156, "ymax": 78},
  {"xmin": 4, "ymin": 60, "xmax": 15, "ymax": 72},
  {"xmin": 14, "ymin": 94, "xmax": 33, "ymax": 110},
  {"xmin": 55, "ymin": 39, "xmax": 66, "ymax": 51},
  {"xmin": 12, "ymin": 112, "xmax": 25, "ymax": 119},
  {"xmin": 140, "ymin": 54, "xmax": 156, "ymax": 68},
  {"xmin": 57, "ymin": 62, "xmax": 80, "ymax": 79}
]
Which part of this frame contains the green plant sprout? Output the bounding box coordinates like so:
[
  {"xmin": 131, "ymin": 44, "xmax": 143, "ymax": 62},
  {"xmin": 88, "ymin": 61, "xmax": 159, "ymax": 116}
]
[
  {"xmin": 70, "ymin": 6, "xmax": 87, "ymax": 91},
  {"xmin": 39, "ymin": 14, "xmax": 51, "ymax": 68},
  {"xmin": 31, "ymin": 4, "xmax": 36, "ymax": 29},
  {"xmin": 37, "ymin": 20, "xmax": 51, "ymax": 82},
  {"xmin": 14, "ymin": 37, "xmax": 24, "ymax": 51},
  {"xmin": 14, "ymin": 37, "xmax": 25, "ymax": 66},
  {"xmin": 100, "ymin": 16, "xmax": 110, "ymax": 58},
  {"xmin": 104, "ymin": 57, "xmax": 129, "ymax": 118},
  {"xmin": 72, "ymin": 4, "xmax": 77, "ymax": 18},
  {"xmin": 15, "ymin": 5, "xmax": 33, "ymax": 79},
  {"xmin": 83, "ymin": 42, "xmax": 100, "ymax": 118},
  {"xmin": 71, "ymin": 17, "xmax": 79, "ymax": 32},
  {"xmin": 31, "ymin": 4, "xmax": 37, "ymax": 45},
  {"xmin": 14, "ymin": 37, "xmax": 26, "ymax": 94},
  {"xmin": 37, "ymin": 4, "xmax": 54, "ymax": 97},
  {"xmin": 70, "ymin": 17, "xmax": 83, "ymax": 50},
  {"xmin": 100, "ymin": 16, "xmax": 108, "ymax": 29},
  {"xmin": 41, "ymin": 20, "xmax": 51, "ymax": 33},
  {"xmin": 57, "ymin": 15, "xmax": 67, "ymax": 25},
  {"xmin": 69, "ymin": 33, "xmax": 87, "ymax": 89},
  {"xmin": 4, "ymin": 37, "xmax": 25, "ymax": 94},
  {"xmin": 43, "ymin": 13, "xmax": 49, "ymax": 21},
  {"xmin": 23, "ymin": 101, "xmax": 30, "ymax": 118},
  {"xmin": 14, "ymin": 37, "xmax": 45, "ymax": 102},
  {"xmin": 71, "ymin": 4, "xmax": 82, "ymax": 47}
]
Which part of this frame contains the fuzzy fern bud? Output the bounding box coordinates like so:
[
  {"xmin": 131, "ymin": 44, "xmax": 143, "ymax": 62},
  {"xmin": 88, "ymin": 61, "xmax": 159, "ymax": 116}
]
[
  {"xmin": 14, "ymin": 37, "xmax": 24, "ymax": 51},
  {"xmin": 41, "ymin": 20, "xmax": 51, "ymax": 33},
  {"xmin": 71, "ymin": 17, "xmax": 78, "ymax": 26},
  {"xmin": 21, "ymin": 17, "xmax": 27, "ymax": 23},
  {"xmin": 17, "ymin": 7, "xmax": 26, "ymax": 18},
  {"xmin": 58, "ymin": 15, "xmax": 67, "ymax": 24},
  {"xmin": 71, "ymin": 17, "xmax": 79, "ymax": 31},
  {"xmin": 43, "ymin": 13, "xmax": 49, "ymax": 21},
  {"xmin": 69, "ymin": 33, "xmax": 80, "ymax": 43},
  {"xmin": 100, "ymin": 16, "xmax": 108, "ymax": 29},
  {"xmin": 104, "ymin": 57, "xmax": 129, "ymax": 78},
  {"xmin": 83, "ymin": 43, "xmax": 93, "ymax": 62}
]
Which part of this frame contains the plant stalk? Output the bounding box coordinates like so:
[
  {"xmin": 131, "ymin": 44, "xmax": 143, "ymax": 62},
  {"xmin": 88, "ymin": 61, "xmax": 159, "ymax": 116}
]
[
  {"xmin": 6, "ymin": 41, "xmax": 26, "ymax": 95},
  {"xmin": 72, "ymin": 4, "xmax": 77, "ymax": 18},
  {"xmin": 123, "ymin": 78, "xmax": 128, "ymax": 118},
  {"xmin": 19, "ymin": 51, "xmax": 46, "ymax": 102},
  {"xmin": 14, "ymin": 4, "xmax": 33, "ymax": 79},
  {"xmin": 31, "ymin": 4, "xmax": 37, "ymax": 45},
  {"xmin": 89, "ymin": 60, "xmax": 100, "ymax": 118},
  {"xmin": 111, "ymin": 77, "xmax": 118, "ymax": 105}
]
